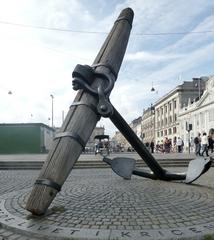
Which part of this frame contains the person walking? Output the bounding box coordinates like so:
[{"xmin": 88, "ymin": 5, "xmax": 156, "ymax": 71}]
[
  {"xmin": 201, "ymin": 132, "xmax": 209, "ymax": 157},
  {"xmin": 150, "ymin": 140, "xmax": 155, "ymax": 154},
  {"xmin": 194, "ymin": 133, "xmax": 201, "ymax": 156},
  {"xmin": 176, "ymin": 137, "xmax": 183, "ymax": 153},
  {"xmin": 208, "ymin": 135, "xmax": 214, "ymax": 153}
]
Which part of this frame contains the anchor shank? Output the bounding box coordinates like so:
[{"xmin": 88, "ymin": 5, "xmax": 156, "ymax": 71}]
[
  {"xmin": 164, "ymin": 171, "xmax": 186, "ymax": 181},
  {"xmin": 133, "ymin": 168, "xmax": 158, "ymax": 180}
]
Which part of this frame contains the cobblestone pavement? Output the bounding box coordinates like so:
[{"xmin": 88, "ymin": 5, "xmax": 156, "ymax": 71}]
[{"xmin": 0, "ymin": 168, "xmax": 214, "ymax": 239}]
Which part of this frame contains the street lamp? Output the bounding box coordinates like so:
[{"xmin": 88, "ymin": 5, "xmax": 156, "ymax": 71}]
[
  {"xmin": 50, "ymin": 94, "xmax": 54, "ymax": 128},
  {"xmin": 151, "ymin": 82, "xmax": 155, "ymax": 92}
]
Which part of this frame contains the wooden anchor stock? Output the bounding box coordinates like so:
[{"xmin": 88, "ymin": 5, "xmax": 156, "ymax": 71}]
[{"xmin": 26, "ymin": 8, "xmax": 134, "ymax": 215}]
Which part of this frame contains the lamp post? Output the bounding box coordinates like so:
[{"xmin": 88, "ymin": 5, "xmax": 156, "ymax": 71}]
[
  {"xmin": 150, "ymin": 84, "xmax": 157, "ymax": 145},
  {"xmin": 50, "ymin": 94, "xmax": 54, "ymax": 128}
]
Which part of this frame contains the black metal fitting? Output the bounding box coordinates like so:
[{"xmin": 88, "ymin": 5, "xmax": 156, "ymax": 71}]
[
  {"xmin": 72, "ymin": 64, "xmax": 114, "ymax": 95},
  {"xmin": 72, "ymin": 64, "xmax": 115, "ymax": 117},
  {"xmin": 35, "ymin": 179, "xmax": 61, "ymax": 192},
  {"xmin": 97, "ymin": 85, "xmax": 113, "ymax": 117},
  {"xmin": 54, "ymin": 131, "xmax": 86, "ymax": 149}
]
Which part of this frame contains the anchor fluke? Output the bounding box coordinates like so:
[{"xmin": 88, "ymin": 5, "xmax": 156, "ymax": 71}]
[
  {"xmin": 104, "ymin": 156, "xmax": 213, "ymax": 184},
  {"xmin": 185, "ymin": 157, "xmax": 213, "ymax": 184},
  {"xmin": 103, "ymin": 157, "xmax": 135, "ymax": 180}
]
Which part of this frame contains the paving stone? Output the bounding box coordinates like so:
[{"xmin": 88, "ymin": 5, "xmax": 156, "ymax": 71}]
[{"xmin": 4, "ymin": 234, "xmax": 21, "ymax": 240}]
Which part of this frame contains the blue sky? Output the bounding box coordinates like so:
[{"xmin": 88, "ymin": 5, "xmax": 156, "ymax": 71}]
[{"xmin": 0, "ymin": 0, "xmax": 213, "ymax": 136}]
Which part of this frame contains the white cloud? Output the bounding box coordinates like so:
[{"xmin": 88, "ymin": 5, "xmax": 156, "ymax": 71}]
[
  {"xmin": 125, "ymin": 51, "xmax": 183, "ymax": 62},
  {"xmin": 124, "ymin": 0, "xmax": 214, "ymax": 32},
  {"xmin": 161, "ymin": 14, "xmax": 214, "ymax": 54}
]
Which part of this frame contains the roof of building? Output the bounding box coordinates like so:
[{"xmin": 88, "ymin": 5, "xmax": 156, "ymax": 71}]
[
  {"xmin": 153, "ymin": 77, "xmax": 207, "ymax": 106},
  {"xmin": 132, "ymin": 116, "xmax": 142, "ymax": 124},
  {"xmin": 0, "ymin": 123, "xmax": 55, "ymax": 131}
]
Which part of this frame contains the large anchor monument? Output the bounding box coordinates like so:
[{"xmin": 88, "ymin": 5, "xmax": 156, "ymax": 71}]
[{"xmin": 26, "ymin": 8, "xmax": 212, "ymax": 216}]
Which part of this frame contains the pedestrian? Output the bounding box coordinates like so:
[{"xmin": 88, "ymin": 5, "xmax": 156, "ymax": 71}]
[
  {"xmin": 145, "ymin": 142, "xmax": 150, "ymax": 150},
  {"xmin": 201, "ymin": 132, "xmax": 209, "ymax": 157},
  {"xmin": 95, "ymin": 143, "xmax": 99, "ymax": 155},
  {"xmin": 190, "ymin": 137, "xmax": 194, "ymax": 152},
  {"xmin": 208, "ymin": 135, "xmax": 214, "ymax": 153},
  {"xmin": 181, "ymin": 139, "xmax": 184, "ymax": 152},
  {"xmin": 176, "ymin": 137, "xmax": 183, "ymax": 153},
  {"xmin": 150, "ymin": 140, "xmax": 155, "ymax": 153},
  {"xmin": 165, "ymin": 138, "xmax": 171, "ymax": 153},
  {"xmin": 194, "ymin": 133, "xmax": 201, "ymax": 156},
  {"xmin": 171, "ymin": 136, "xmax": 177, "ymax": 152},
  {"xmin": 164, "ymin": 137, "xmax": 170, "ymax": 153},
  {"xmin": 168, "ymin": 139, "xmax": 172, "ymax": 152}
]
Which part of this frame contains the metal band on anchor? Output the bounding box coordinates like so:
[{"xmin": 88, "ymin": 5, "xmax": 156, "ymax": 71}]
[
  {"xmin": 70, "ymin": 101, "xmax": 98, "ymax": 115},
  {"xmin": 72, "ymin": 64, "xmax": 115, "ymax": 97},
  {"xmin": 92, "ymin": 63, "xmax": 117, "ymax": 79},
  {"xmin": 114, "ymin": 17, "xmax": 132, "ymax": 27},
  {"xmin": 35, "ymin": 179, "xmax": 61, "ymax": 192},
  {"xmin": 54, "ymin": 132, "xmax": 85, "ymax": 149}
]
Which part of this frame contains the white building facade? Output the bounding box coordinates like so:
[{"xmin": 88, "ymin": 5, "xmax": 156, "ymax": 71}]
[
  {"xmin": 141, "ymin": 106, "xmax": 155, "ymax": 144},
  {"xmin": 178, "ymin": 77, "xmax": 214, "ymax": 149},
  {"xmin": 131, "ymin": 117, "xmax": 142, "ymax": 139},
  {"xmin": 154, "ymin": 78, "xmax": 205, "ymax": 144}
]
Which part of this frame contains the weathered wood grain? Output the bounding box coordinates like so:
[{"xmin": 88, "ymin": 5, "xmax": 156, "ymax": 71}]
[{"xmin": 26, "ymin": 8, "xmax": 134, "ymax": 215}]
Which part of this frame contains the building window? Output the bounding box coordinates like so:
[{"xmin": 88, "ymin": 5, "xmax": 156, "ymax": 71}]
[
  {"xmin": 157, "ymin": 109, "xmax": 160, "ymax": 117},
  {"xmin": 165, "ymin": 118, "xmax": 167, "ymax": 124},
  {"xmin": 161, "ymin": 108, "xmax": 163, "ymax": 114},
  {"xmin": 181, "ymin": 121, "xmax": 184, "ymax": 130},
  {"xmin": 161, "ymin": 131, "xmax": 163, "ymax": 137},
  {"xmin": 169, "ymin": 116, "xmax": 172, "ymax": 123},
  {"xmin": 209, "ymin": 109, "xmax": 214, "ymax": 121},
  {"xmin": 161, "ymin": 119, "xmax": 163, "ymax": 126},
  {"xmin": 164, "ymin": 129, "xmax": 167, "ymax": 136},
  {"xmin": 174, "ymin": 113, "xmax": 177, "ymax": 121},
  {"xmin": 173, "ymin": 127, "xmax": 177, "ymax": 133},
  {"xmin": 200, "ymin": 113, "xmax": 205, "ymax": 128},
  {"xmin": 165, "ymin": 106, "xmax": 167, "ymax": 113},
  {"xmin": 157, "ymin": 132, "xmax": 160, "ymax": 137},
  {"xmin": 169, "ymin": 103, "xmax": 172, "ymax": 111},
  {"xmin": 174, "ymin": 100, "xmax": 177, "ymax": 109},
  {"xmin": 196, "ymin": 115, "xmax": 199, "ymax": 126},
  {"xmin": 168, "ymin": 128, "xmax": 172, "ymax": 135}
]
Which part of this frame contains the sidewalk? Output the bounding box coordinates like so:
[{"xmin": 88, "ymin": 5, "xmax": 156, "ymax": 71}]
[
  {"xmin": 0, "ymin": 152, "xmax": 199, "ymax": 162},
  {"xmin": 1, "ymin": 152, "xmax": 212, "ymax": 170},
  {"xmin": 0, "ymin": 167, "xmax": 214, "ymax": 240}
]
